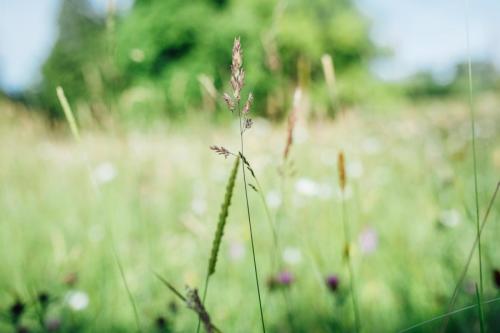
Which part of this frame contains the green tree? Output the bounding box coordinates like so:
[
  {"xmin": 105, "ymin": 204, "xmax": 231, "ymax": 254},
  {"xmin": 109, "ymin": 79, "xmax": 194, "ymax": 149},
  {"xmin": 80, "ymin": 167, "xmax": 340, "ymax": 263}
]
[
  {"xmin": 38, "ymin": 0, "xmax": 378, "ymax": 120},
  {"xmin": 38, "ymin": 0, "xmax": 108, "ymax": 118}
]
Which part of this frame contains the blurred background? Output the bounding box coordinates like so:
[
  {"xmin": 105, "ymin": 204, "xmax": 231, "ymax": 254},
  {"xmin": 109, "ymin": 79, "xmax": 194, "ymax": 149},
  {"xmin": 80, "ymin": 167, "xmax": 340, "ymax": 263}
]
[
  {"xmin": 1, "ymin": 0, "xmax": 500, "ymax": 121},
  {"xmin": 0, "ymin": 1, "xmax": 499, "ymax": 332}
]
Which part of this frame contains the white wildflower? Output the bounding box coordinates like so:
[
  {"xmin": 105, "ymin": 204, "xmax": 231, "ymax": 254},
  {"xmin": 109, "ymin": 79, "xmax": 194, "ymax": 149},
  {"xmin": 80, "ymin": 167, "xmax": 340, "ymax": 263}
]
[
  {"xmin": 229, "ymin": 242, "xmax": 245, "ymax": 261},
  {"xmin": 295, "ymin": 178, "xmax": 319, "ymax": 196},
  {"xmin": 65, "ymin": 290, "xmax": 89, "ymax": 311},
  {"xmin": 92, "ymin": 162, "xmax": 116, "ymax": 185},
  {"xmin": 439, "ymin": 209, "xmax": 461, "ymax": 228},
  {"xmin": 282, "ymin": 247, "xmax": 302, "ymax": 265},
  {"xmin": 266, "ymin": 190, "xmax": 282, "ymax": 209}
]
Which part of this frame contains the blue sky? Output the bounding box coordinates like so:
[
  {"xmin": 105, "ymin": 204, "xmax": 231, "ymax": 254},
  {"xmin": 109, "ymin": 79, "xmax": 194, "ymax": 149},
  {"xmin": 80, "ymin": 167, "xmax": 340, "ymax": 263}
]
[{"xmin": 1, "ymin": 0, "xmax": 499, "ymax": 92}]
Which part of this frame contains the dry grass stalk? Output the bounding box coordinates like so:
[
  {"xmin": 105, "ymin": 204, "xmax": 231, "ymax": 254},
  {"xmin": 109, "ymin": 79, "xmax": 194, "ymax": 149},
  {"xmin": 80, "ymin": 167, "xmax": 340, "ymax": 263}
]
[
  {"xmin": 321, "ymin": 54, "xmax": 339, "ymax": 115},
  {"xmin": 283, "ymin": 88, "xmax": 301, "ymax": 161},
  {"xmin": 338, "ymin": 151, "xmax": 346, "ymax": 191},
  {"xmin": 337, "ymin": 151, "xmax": 360, "ymax": 332},
  {"xmin": 155, "ymin": 273, "xmax": 222, "ymax": 333}
]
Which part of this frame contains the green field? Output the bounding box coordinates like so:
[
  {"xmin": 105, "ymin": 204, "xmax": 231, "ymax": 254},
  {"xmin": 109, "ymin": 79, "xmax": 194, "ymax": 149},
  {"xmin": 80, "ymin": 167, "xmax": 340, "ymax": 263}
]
[{"xmin": 1, "ymin": 95, "xmax": 499, "ymax": 332}]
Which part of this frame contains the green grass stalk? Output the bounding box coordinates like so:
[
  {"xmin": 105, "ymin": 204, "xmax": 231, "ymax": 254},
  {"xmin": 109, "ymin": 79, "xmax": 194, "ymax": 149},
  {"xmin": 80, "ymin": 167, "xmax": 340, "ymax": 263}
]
[
  {"xmin": 440, "ymin": 181, "xmax": 499, "ymax": 331},
  {"xmin": 399, "ymin": 296, "xmax": 500, "ymax": 332},
  {"xmin": 475, "ymin": 283, "xmax": 485, "ymax": 333},
  {"xmin": 56, "ymin": 86, "xmax": 141, "ymax": 332},
  {"xmin": 197, "ymin": 156, "xmax": 239, "ymax": 333},
  {"xmin": 338, "ymin": 152, "xmax": 361, "ymax": 333},
  {"xmin": 463, "ymin": 0, "xmax": 483, "ymax": 298},
  {"xmin": 238, "ymin": 107, "xmax": 266, "ymax": 333},
  {"xmin": 56, "ymin": 86, "xmax": 81, "ymax": 142}
]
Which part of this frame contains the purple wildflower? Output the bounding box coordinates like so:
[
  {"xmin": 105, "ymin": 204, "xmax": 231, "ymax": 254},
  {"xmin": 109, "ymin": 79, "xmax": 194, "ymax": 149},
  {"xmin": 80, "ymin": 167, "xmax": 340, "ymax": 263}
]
[
  {"xmin": 277, "ymin": 271, "xmax": 294, "ymax": 286},
  {"xmin": 267, "ymin": 271, "xmax": 294, "ymax": 291},
  {"xmin": 325, "ymin": 275, "xmax": 340, "ymax": 292}
]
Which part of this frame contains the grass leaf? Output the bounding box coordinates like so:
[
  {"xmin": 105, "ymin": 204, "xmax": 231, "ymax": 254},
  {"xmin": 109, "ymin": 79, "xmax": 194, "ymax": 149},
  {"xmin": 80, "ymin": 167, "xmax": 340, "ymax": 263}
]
[{"xmin": 56, "ymin": 86, "xmax": 81, "ymax": 142}]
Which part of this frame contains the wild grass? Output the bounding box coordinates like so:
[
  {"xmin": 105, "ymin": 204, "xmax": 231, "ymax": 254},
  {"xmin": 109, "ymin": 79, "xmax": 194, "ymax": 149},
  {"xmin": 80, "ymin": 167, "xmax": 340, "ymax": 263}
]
[
  {"xmin": 56, "ymin": 86, "xmax": 142, "ymax": 332},
  {"xmin": 197, "ymin": 155, "xmax": 239, "ymax": 332},
  {"xmin": 337, "ymin": 151, "xmax": 361, "ymax": 332},
  {"xmin": 231, "ymin": 38, "xmax": 267, "ymax": 333},
  {"xmin": 0, "ymin": 95, "xmax": 499, "ymax": 331},
  {"xmin": 1, "ymin": 34, "xmax": 500, "ymax": 333}
]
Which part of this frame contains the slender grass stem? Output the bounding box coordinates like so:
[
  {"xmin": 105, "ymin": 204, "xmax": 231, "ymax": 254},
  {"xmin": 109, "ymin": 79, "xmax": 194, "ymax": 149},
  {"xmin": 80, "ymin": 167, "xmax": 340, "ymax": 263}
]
[
  {"xmin": 440, "ymin": 181, "xmax": 499, "ymax": 331},
  {"xmin": 240, "ymin": 157, "xmax": 280, "ymax": 275},
  {"xmin": 57, "ymin": 86, "xmax": 141, "ymax": 332},
  {"xmin": 196, "ymin": 275, "xmax": 210, "ymax": 333},
  {"xmin": 399, "ymin": 296, "xmax": 500, "ymax": 332},
  {"xmin": 238, "ymin": 105, "xmax": 266, "ymax": 333},
  {"xmin": 253, "ymin": 176, "xmax": 278, "ymax": 253},
  {"xmin": 475, "ymin": 284, "xmax": 485, "ymax": 333},
  {"xmin": 112, "ymin": 241, "xmax": 142, "ymax": 333},
  {"xmin": 464, "ymin": 0, "xmax": 483, "ymax": 299},
  {"xmin": 439, "ymin": 3, "xmax": 484, "ymax": 331},
  {"xmin": 341, "ymin": 191, "xmax": 361, "ymax": 333}
]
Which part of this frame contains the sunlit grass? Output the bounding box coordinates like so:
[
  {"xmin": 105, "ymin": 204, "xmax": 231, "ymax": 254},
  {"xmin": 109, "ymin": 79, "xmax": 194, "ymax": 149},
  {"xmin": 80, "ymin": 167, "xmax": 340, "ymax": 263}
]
[{"xmin": 0, "ymin": 96, "xmax": 499, "ymax": 332}]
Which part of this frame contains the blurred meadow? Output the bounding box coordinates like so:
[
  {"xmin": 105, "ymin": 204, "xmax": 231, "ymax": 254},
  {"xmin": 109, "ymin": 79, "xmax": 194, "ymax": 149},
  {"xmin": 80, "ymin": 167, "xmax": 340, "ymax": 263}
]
[{"xmin": 1, "ymin": 1, "xmax": 500, "ymax": 332}]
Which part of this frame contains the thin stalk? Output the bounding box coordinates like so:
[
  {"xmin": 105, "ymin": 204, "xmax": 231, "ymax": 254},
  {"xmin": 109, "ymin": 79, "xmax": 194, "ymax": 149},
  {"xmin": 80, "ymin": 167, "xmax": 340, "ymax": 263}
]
[
  {"xmin": 440, "ymin": 181, "xmax": 499, "ymax": 332},
  {"xmin": 399, "ymin": 296, "xmax": 500, "ymax": 332},
  {"xmin": 112, "ymin": 241, "xmax": 142, "ymax": 333},
  {"xmin": 196, "ymin": 275, "xmax": 210, "ymax": 333},
  {"xmin": 57, "ymin": 86, "xmax": 141, "ymax": 332},
  {"xmin": 253, "ymin": 176, "xmax": 278, "ymax": 253},
  {"xmin": 238, "ymin": 104, "xmax": 266, "ymax": 333},
  {"xmin": 240, "ymin": 156, "xmax": 280, "ymax": 274},
  {"xmin": 464, "ymin": 0, "xmax": 483, "ymax": 298},
  {"xmin": 341, "ymin": 191, "xmax": 361, "ymax": 333},
  {"xmin": 475, "ymin": 284, "xmax": 485, "ymax": 333}
]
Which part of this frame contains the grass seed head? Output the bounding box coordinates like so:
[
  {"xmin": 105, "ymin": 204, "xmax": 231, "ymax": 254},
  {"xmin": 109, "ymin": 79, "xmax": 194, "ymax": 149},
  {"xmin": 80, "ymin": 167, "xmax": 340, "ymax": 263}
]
[
  {"xmin": 207, "ymin": 156, "xmax": 240, "ymax": 276},
  {"xmin": 284, "ymin": 88, "xmax": 301, "ymax": 160},
  {"xmin": 223, "ymin": 93, "xmax": 234, "ymax": 112},
  {"xmin": 242, "ymin": 93, "xmax": 253, "ymax": 114},
  {"xmin": 186, "ymin": 287, "xmax": 214, "ymax": 333},
  {"xmin": 210, "ymin": 145, "xmax": 231, "ymax": 159},
  {"xmin": 231, "ymin": 37, "xmax": 244, "ymax": 101},
  {"xmin": 338, "ymin": 151, "xmax": 346, "ymax": 191}
]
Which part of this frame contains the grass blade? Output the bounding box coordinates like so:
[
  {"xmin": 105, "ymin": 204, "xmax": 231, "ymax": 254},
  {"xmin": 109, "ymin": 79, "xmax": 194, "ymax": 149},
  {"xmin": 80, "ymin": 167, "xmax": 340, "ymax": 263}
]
[
  {"xmin": 57, "ymin": 86, "xmax": 141, "ymax": 331},
  {"xmin": 399, "ymin": 296, "xmax": 500, "ymax": 332},
  {"xmin": 338, "ymin": 151, "xmax": 361, "ymax": 333},
  {"xmin": 475, "ymin": 283, "xmax": 485, "ymax": 333},
  {"xmin": 112, "ymin": 242, "xmax": 142, "ymax": 333},
  {"xmin": 465, "ymin": 0, "xmax": 483, "ymax": 297},
  {"xmin": 153, "ymin": 272, "xmax": 186, "ymax": 302},
  {"xmin": 440, "ymin": 181, "xmax": 499, "ymax": 331},
  {"xmin": 56, "ymin": 86, "xmax": 81, "ymax": 142}
]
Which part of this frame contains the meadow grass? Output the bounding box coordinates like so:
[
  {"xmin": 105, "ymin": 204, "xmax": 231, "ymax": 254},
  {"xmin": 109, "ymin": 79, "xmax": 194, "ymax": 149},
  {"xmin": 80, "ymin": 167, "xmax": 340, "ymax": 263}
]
[{"xmin": 0, "ymin": 93, "xmax": 499, "ymax": 332}]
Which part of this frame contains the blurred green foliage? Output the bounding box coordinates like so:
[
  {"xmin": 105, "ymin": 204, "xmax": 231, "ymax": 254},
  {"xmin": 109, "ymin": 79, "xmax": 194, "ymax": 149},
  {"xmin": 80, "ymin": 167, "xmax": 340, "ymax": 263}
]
[
  {"xmin": 37, "ymin": 0, "xmax": 380, "ymax": 121},
  {"xmin": 39, "ymin": 0, "xmax": 108, "ymax": 119},
  {"xmin": 404, "ymin": 61, "xmax": 500, "ymax": 99}
]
